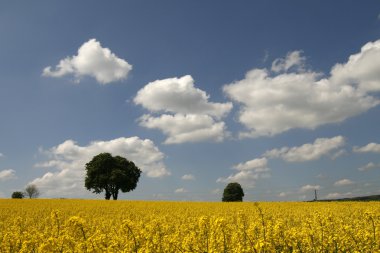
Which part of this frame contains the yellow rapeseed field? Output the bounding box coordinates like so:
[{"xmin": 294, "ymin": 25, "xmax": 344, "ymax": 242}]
[{"xmin": 0, "ymin": 199, "xmax": 379, "ymax": 252}]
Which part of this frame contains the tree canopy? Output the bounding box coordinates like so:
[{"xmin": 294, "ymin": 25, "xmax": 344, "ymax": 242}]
[
  {"xmin": 85, "ymin": 153, "xmax": 142, "ymax": 200},
  {"xmin": 11, "ymin": 191, "xmax": 24, "ymax": 199},
  {"xmin": 25, "ymin": 184, "xmax": 40, "ymax": 199},
  {"xmin": 222, "ymin": 182, "xmax": 244, "ymax": 202}
]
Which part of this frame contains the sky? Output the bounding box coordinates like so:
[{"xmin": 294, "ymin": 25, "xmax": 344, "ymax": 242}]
[{"xmin": 1, "ymin": 1, "xmax": 380, "ymax": 201}]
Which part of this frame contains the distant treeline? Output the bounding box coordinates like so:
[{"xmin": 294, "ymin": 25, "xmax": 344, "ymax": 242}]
[{"xmin": 316, "ymin": 194, "xmax": 380, "ymax": 202}]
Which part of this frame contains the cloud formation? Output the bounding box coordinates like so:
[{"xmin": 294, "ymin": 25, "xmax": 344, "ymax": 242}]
[
  {"xmin": 138, "ymin": 114, "xmax": 228, "ymax": 144},
  {"xmin": 135, "ymin": 75, "xmax": 232, "ymax": 144},
  {"xmin": 264, "ymin": 136, "xmax": 345, "ymax": 162},
  {"xmin": 43, "ymin": 39, "xmax": 132, "ymax": 84},
  {"xmin": 299, "ymin": 184, "xmax": 321, "ymax": 193},
  {"xmin": 330, "ymin": 40, "xmax": 380, "ymax": 92},
  {"xmin": 358, "ymin": 162, "xmax": 380, "ymax": 172},
  {"xmin": 271, "ymin": 50, "xmax": 306, "ymax": 73},
  {"xmin": 135, "ymin": 75, "xmax": 232, "ymax": 118},
  {"xmin": 31, "ymin": 137, "xmax": 169, "ymax": 197},
  {"xmin": 325, "ymin": 192, "xmax": 353, "ymax": 199},
  {"xmin": 181, "ymin": 174, "xmax": 195, "ymax": 180},
  {"xmin": 0, "ymin": 169, "xmax": 16, "ymax": 181},
  {"xmin": 223, "ymin": 40, "xmax": 380, "ymax": 138},
  {"xmin": 217, "ymin": 157, "xmax": 270, "ymax": 188},
  {"xmin": 353, "ymin": 142, "xmax": 380, "ymax": 153},
  {"xmin": 334, "ymin": 179, "xmax": 355, "ymax": 186},
  {"xmin": 174, "ymin": 188, "xmax": 188, "ymax": 193}
]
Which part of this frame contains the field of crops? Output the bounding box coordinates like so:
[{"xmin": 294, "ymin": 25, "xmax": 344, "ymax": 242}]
[{"xmin": 0, "ymin": 199, "xmax": 379, "ymax": 252}]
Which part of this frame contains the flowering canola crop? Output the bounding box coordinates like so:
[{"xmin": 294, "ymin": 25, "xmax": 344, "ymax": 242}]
[{"xmin": 0, "ymin": 199, "xmax": 379, "ymax": 252}]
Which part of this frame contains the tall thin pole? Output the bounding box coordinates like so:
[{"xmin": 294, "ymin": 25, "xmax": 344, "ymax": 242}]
[{"xmin": 314, "ymin": 189, "xmax": 318, "ymax": 201}]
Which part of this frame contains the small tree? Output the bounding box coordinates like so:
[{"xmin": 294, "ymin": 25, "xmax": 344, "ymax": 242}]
[
  {"xmin": 25, "ymin": 184, "xmax": 40, "ymax": 199},
  {"xmin": 222, "ymin": 182, "xmax": 244, "ymax": 202},
  {"xmin": 85, "ymin": 153, "xmax": 142, "ymax": 200},
  {"xmin": 11, "ymin": 191, "xmax": 24, "ymax": 199}
]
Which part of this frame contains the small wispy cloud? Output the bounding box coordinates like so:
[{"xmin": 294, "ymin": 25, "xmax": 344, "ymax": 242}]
[
  {"xmin": 299, "ymin": 184, "xmax": 321, "ymax": 193},
  {"xmin": 174, "ymin": 188, "xmax": 188, "ymax": 193},
  {"xmin": 325, "ymin": 192, "xmax": 353, "ymax": 199},
  {"xmin": 334, "ymin": 179, "xmax": 355, "ymax": 186},
  {"xmin": 0, "ymin": 169, "xmax": 16, "ymax": 181},
  {"xmin": 358, "ymin": 162, "xmax": 380, "ymax": 172},
  {"xmin": 181, "ymin": 174, "xmax": 195, "ymax": 180}
]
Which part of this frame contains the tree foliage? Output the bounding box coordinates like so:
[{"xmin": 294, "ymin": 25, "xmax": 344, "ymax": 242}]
[
  {"xmin": 222, "ymin": 182, "xmax": 244, "ymax": 202},
  {"xmin": 25, "ymin": 184, "xmax": 40, "ymax": 199},
  {"xmin": 11, "ymin": 191, "xmax": 24, "ymax": 199},
  {"xmin": 85, "ymin": 153, "xmax": 142, "ymax": 200}
]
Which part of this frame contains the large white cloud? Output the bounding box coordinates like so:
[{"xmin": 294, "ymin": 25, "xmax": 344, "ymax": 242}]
[
  {"xmin": 264, "ymin": 136, "xmax": 345, "ymax": 162},
  {"xmin": 134, "ymin": 75, "xmax": 232, "ymax": 118},
  {"xmin": 223, "ymin": 40, "xmax": 380, "ymax": 138},
  {"xmin": 31, "ymin": 137, "xmax": 169, "ymax": 197},
  {"xmin": 138, "ymin": 114, "xmax": 228, "ymax": 144},
  {"xmin": 330, "ymin": 40, "xmax": 380, "ymax": 92},
  {"xmin": 217, "ymin": 157, "xmax": 270, "ymax": 188},
  {"xmin": 43, "ymin": 39, "xmax": 132, "ymax": 84},
  {"xmin": 135, "ymin": 75, "xmax": 232, "ymax": 144},
  {"xmin": 0, "ymin": 169, "xmax": 16, "ymax": 181}
]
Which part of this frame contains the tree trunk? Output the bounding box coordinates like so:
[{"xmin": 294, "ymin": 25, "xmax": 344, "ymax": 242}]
[
  {"xmin": 112, "ymin": 190, "xmax": 118, "ymax": 200},
  {"xmin": 105, "ymin": 190, "xmax": 111, "ymax": 200}
]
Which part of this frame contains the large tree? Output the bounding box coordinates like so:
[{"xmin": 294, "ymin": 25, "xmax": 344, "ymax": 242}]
[
  {"xmin": 25, "ymin": 184, "xmax": 40, "ymax": 199},
  {"xmin": 222, "ymin": 182, "xmax": 244, "ymax": 202},
  {"xmin": 85, "ymin": 153, "xmax": 142, "ymax": 200}
]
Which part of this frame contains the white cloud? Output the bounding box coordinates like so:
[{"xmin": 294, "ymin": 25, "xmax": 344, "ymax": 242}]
[
  {"xmin": 299, "ymin": 184, "xmax": 321, "ymax": 193},
  {"xmin": 353, "ymin": 143, "xmax": 380, "ymax": 153},
  {"xmin": 134, "ymin": 75, "xmax": 232, "ymax": 118},
  {"xmin": 325, "ymin": 192, "xmax": 353, "ymax": 199},
  {"xmin": 0, "ymin": 153, "xmax": 4, "ymax": 158},
  {"xmin": 138, "ymin": 114, "xmax": 228, "ymax": 144},
  {"xmin": 43, "ymin": 38, "xmax": 132, "ymax": 84},
  {"xmin": 0, "ymin": 169, "xmax": 16, "ymax": 181},
  {"xmin": 278, "ymin": 192, "xmax": 289, "ymax": 197},
  {"xmin": 217, "ymin": 157, "xmax": 270, "ymax": 188},
  {"xmin": 316, "ymin": 173, "xmax": 327, "ymax": 179},
  {"xmin": 175, "ymin": 188, "xmax": 188, "ymax": 193},
  {"xmin": 334, "ymin": 179, "xmax": 355, "ymax": 186},
  {"xmin": 31, "ymin": 137, "xmax": 169, "ymax": 197},
  {"xmin": 224, "ymin": 40, "xmax": 380, "ymax": 138},
  {"xmin": 330, "ymin": 40, "xmax": 380, "ymax": 92},
  {"xmin": 264, "ymin": 136, "xmax": 345, "ymax": 162},
  {"xmin": 135, "ymin": 75, "xmax": 232, "ymax": 144},
  {"xmin": 331, "ymin": 149, "xmax": 347, "ymax": 160},
  {"xmin": 358, "ymin": 162, "xmax": 380, "ymax": 172},
  {"xmin": 271, "ymin": 50, "xmax": 306, "ymax": 73},
  {"xmin": 181, "ymin": 174, "xmax": 195, "ymax": 180}
]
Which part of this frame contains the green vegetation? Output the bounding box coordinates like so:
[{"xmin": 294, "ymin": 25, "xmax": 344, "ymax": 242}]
[
  {"xmin": 85, "ymin": 153, "xmax": 142, "ymax": 200},
  {"xmin": 222, "ymin": 182, "xmax": 244, "ymax": 202}
]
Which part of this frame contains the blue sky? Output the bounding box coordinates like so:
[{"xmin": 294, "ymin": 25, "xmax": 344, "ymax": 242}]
[{"xmin": 1, "ymin": 1, "xmax": 380, "ymax": 201}]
